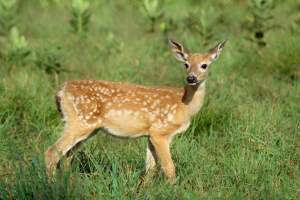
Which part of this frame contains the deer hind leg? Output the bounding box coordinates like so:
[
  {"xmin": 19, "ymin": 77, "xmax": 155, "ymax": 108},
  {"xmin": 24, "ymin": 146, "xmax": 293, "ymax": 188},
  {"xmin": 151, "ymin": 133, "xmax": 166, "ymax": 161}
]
[
  {"xmin": 149, "ymin": 133, "xmax": 176, "ymax": 183},
  {"xmin": 45, "ymin": 123, "xmax": 95, "ymax": 176},
  {"xmin": 140, "ymin": 138, "xmax": 159, "ymax": 185},
  {"xmin": 145, "ymin": 138, "xmax": 158, "ymax": 173}
]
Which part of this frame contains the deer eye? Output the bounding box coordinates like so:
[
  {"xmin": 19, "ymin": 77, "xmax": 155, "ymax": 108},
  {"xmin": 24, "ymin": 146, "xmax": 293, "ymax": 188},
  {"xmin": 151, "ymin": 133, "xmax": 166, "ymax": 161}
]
[
  {"xmin": 184, "ymin": 63, "xmax": 189, "ymax": 69},
  {"xmin": 201, "ymin": 64, "xmax": 208, "ymax": 69}
]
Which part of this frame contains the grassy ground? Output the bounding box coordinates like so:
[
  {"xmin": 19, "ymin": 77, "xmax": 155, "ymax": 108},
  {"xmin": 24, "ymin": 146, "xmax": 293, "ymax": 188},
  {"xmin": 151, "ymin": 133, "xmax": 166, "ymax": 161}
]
[{"xmin": 0, "ymin": 0, "xmax": 299, "ymax": 199}]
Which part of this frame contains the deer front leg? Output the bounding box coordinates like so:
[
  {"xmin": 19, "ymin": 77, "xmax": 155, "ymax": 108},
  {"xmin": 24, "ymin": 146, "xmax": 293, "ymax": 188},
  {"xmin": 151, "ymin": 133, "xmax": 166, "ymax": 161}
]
[{"xmin": 149, "ymin": 134, "xmax": 175, "ymax": 183}]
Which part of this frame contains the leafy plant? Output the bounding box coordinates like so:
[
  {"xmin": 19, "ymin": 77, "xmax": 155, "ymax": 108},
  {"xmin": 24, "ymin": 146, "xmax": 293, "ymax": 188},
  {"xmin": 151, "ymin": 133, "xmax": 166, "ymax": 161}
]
[
  {"xmin": 0, "ymin": 0, "xmax": 18, "ymax": 37},
  {"xmin": 244, "ymin": 0, "xmax": 279, "ymax": 47},
  {"xmin": 142, "ymin": 0, "xmax": 163, "ymax": 32},
  {"xmin": 291, "ymin": 12, "xmax": 300, "ymax": 33},
  {"xmin": 34, "ymin": 45, "xmax": 66, "ymax": 76},
  {"xmin": 3, "ymin": 27, "xmax": 31, "ymax": 67},
  {"xmin": 102, "ymin": 32, "xmax": 124, "ymax": 56},
  {"xmin": 39, "ymin": 0, "xmax": 63, "ymax": 7},
  {"xmin": 183, "ymin": 8, "xmax": 218, "ymax": 46},
  {"xmin": 70, "ymin": 0, "xmax": 91, "ymax": 35}
]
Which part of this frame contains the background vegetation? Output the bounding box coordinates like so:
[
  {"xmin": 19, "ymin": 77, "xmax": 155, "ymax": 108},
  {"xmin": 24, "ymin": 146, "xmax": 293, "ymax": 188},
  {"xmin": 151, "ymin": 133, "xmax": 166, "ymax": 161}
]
[{"xmin": 0, "ymin": 0, "xmax": 299, "ymax": 199}]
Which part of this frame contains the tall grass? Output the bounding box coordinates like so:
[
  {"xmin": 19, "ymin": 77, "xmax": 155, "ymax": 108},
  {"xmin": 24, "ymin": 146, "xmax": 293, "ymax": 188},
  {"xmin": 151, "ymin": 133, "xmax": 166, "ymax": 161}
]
[{"xmin": 0, "ymin": 0, "xmax": 299, "ymax": 199}]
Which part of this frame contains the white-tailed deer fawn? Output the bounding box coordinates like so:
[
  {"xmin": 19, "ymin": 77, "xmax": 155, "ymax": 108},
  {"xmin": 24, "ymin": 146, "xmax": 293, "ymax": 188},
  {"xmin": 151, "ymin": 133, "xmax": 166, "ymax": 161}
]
[{"xmin": 45, "ymin": 39, "xmax": 226, "ymax": 182}]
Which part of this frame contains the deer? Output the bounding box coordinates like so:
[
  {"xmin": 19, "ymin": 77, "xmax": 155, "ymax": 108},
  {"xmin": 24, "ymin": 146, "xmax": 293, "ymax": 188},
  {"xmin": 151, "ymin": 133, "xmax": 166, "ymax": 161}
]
[{"xmin": 45, "ymin": 39, "xmax": 226, "ymax": 183}]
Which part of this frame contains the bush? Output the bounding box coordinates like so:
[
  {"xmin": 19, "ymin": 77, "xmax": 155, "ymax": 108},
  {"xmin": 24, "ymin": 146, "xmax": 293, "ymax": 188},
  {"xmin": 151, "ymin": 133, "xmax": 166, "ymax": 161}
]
[
  {"xmin": 70, "ymin": 0, "xmax": 91, "ymax": 35},
  {"xmin": 34, "ymin": 45, "xmax": 65, "ymax": 76},
  {"xmin": 2, "ymin": 27, "xmax": 31, "ymax": 68},
  {"xmin": 0, "ymin": 0, "xmax": 18, "ymax": 37}
]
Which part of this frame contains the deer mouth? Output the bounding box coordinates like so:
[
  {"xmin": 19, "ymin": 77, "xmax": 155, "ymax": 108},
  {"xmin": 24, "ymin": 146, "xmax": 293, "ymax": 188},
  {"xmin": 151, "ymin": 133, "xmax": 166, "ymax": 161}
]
[{"xmin": 187, "ymin": 79, "xmax": 205, "ymax": 86}]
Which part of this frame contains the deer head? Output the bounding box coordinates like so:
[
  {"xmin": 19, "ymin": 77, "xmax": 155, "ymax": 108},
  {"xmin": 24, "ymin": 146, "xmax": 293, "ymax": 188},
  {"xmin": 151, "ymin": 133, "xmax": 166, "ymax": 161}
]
[{"xmin": 169, "ymin": 39, "xmax": 227, "ymax": 86}]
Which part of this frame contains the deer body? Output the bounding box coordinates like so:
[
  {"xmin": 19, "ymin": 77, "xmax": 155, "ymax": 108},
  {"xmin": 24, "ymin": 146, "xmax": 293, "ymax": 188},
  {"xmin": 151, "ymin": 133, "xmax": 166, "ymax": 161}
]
[
  {"xmin": 58, "ymin": 80, "xmax": 205, "ymax": 137},
  {"xmin": 45, "ymin": 39, "xmax": 226, "ymax": 182}
]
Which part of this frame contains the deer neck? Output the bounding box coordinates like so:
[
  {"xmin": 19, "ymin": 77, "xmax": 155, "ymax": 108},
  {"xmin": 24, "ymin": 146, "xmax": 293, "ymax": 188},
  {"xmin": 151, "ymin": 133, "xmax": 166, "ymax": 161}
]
[{"xmin": 182, "ymin": 81, "xmax": 206, "ymax": 116}]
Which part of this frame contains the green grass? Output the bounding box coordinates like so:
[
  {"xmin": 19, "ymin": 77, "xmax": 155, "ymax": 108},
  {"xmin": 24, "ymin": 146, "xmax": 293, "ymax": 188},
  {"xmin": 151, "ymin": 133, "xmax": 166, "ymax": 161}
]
[{"xmin": 0, "ymin": 0, "xmax": 299, "ymax": 199}]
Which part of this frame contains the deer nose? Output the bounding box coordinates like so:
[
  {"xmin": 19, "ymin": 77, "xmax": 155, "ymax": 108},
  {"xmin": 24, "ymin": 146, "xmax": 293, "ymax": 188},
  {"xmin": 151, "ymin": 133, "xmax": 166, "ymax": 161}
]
[{"xmin": 186, "ymin": 75, "xmax": 197, "ymax": 84}]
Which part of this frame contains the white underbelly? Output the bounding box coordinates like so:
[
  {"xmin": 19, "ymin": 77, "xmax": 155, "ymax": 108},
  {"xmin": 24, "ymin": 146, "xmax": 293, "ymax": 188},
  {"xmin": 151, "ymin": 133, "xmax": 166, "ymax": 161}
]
[
  {"xmin": 103, "ymin": 126, "xmax": 147, "ymax": 138},
  {"xmin": 103, "ymin": 113, "xmax": 149, "ymax": 138}
]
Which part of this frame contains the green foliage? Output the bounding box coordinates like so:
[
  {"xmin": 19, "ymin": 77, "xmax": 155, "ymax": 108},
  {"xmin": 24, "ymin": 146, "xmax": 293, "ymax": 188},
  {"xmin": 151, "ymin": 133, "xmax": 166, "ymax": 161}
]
[
  {"xmin": 291, "ymin": 16, "xmax": 300, "ymax": 33},
  {"xmin": 143, "ymin": 0, "xmax": 161, "ymax": 20},
  {"xmin": 39, "ymin": 0, "xmax": 63, "ymax": 7},
  {"xmin": 34, "ymin": 45, "xmax": 65, "ymax": 75},
  {"xmin": 70, "ymin": 0, "xmax": 91, "ymax": 35},
  {"xmin": 0, "ymin": 0, "xmax": 17, "ymax": 36},
  {"xmin": 0, "ymin": 1, "xmax": 299, "ymax": 199},
  {"xmin": 142, "ymin": 0, "xmax": 163, "ymax": 32},
  {"xmin": 244, "ymin": 0, "xmax": 279, "ymax": 47},
  {"xmin": 2, "ymin": 27, "xmax": 31, "ymax": 67},
  {"xmin": 290, "ymin": 6, "xmax": 300, "ymax": 33},
  {"xmin": 0, "ymin": 1, "xmax": 30, "ymax": 68},
  {"xmin": 102, "ymin": 32, "xmax": 124, "ymax": 56},
  {"xmin": 184, "ymin": 7, "xmax": 220, "ymax": 46}
]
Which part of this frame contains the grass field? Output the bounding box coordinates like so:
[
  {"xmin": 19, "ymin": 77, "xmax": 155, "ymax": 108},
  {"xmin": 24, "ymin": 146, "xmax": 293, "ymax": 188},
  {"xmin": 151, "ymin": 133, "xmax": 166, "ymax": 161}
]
[{"xmin": 0, "ymin": 0, "xmax": 299, "ymax": 199}]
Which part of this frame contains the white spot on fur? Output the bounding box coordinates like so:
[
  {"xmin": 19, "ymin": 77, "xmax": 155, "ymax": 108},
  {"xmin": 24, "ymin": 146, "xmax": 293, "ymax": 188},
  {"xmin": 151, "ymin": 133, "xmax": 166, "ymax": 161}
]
[
  {"xmin": 141, "ymin": 107, "xmax": 148, "ymax": 112},
  {"xmin": 116, "ymin": 110, "xmax": 122, "ymax": 115},
  {"xmin": 167, "ymin": 113, "xmax": 174, "ymax": 121},
  {"xmin": 154, "ymin": 108, "xmax": 160, "ymax": 115},
  {"xmin": 149, "ymin": 113, "xmax": 156, "ymax": 121},
  {"xmin": 171, "ymin": 104, "xmax": 178, "ymax": 110}
]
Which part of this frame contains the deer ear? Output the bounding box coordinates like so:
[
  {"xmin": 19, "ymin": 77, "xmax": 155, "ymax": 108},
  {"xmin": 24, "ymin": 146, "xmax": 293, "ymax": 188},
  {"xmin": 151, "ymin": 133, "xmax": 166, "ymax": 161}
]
[
  {"xmin": 169, "ymin": 39, "xmax": 188, "ymax": 62},
  {"xmin": 208, "ymin": 40, "xmax": 227, "ymax": 60}
]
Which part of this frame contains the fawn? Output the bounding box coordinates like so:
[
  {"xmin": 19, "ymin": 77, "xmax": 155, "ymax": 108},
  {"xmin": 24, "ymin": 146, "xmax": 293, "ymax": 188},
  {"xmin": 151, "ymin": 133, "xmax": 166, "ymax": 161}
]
[{"xmin": 45, "ymin": 39, "xmax": 226, "ymax": 182}]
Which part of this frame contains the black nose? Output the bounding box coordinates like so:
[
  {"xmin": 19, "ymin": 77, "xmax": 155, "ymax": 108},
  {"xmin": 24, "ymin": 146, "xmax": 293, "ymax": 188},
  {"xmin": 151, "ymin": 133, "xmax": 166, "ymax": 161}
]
[{"xmin": 186, "ymin": 75, "xmax": 197, "ymax": 84}]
